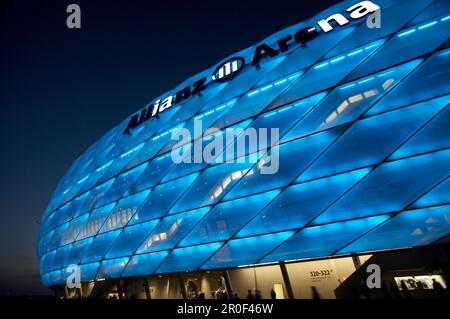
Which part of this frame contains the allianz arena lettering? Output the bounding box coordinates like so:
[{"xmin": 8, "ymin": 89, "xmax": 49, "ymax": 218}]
[{"xmin": 123, "ymin": 1, "xmax": 381, "ymax": 135}]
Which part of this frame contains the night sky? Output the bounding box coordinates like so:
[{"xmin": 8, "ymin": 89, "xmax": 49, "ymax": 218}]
[{"xmin": 0, "ymin": 0, "xmax": 342, "ymax": 296}]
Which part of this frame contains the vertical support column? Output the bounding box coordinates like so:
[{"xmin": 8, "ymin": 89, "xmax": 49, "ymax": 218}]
[
  {"xmin": 279, "ymin": 262, "xmax": 295, "ymax": 299},
  {"xmin": 177, "ymin": 273, "xmax": 187, "ymax": 299},
  {"xmin": 116, "ymin": 280, "xmax": 123, "ymax": 300},
  {"xmin": 143, "ymin": 279, "xmax": 152, "ymax": 299},
  {"xmin": 253, "ymin": 268, "xmax": 258, "ymax": 292},
  {"xmin": 352, "ymin": 254, "xmax": 361, "ymax": 269},
  {"xmin": 80, "ymin": 283, "xmax": 85, "ymax": 298},
  {"xmin": 117, "ymin": 279, "xmax": 125, "ymax": 299},
  {"xmin": 223, "ymin": 270, "xmax": 233, "ymax": 294},
  {"xmin": 63, "ymin": 285, "xmax": 69, "ymax": 299}
]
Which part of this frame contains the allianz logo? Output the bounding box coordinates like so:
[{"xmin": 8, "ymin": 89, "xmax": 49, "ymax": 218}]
[{"xmin": 212, "ymin": 57, "xmax": 245, "ymax": 82}]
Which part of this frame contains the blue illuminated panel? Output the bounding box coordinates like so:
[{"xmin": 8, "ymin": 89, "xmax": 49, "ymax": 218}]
[
  {"xmin": 367, "ymin": 49, "xmax": 450, "ymax": 115},
  {"xmin": 60, "ymin": 214, "xmax": 88, "ymax": 246},
  {"xmin": 323, "ymin": 0, "xmax": 432, "ymax": 58},
  {"xmin": 224, "ymin": 127, "xmax": 344, "ymax": 200},
  {"xmin": 340, "ymin": 206, "xmax": 450, "ymax": 253},
  {"xmin": 170, "ymin": 163, "xmax": 252, "ymax": 214},
  {"xmin": 299, "ymin": 98, "xmax": 447, "ymax": 181},
  {"xmin": 254, "ymin": 92, "xmax": 327, "ymax": 138},
  {"xmin": 260, "ymin": 27, "xmax": 356, "ymax": 92},
  {"xmin": 156, "ymin": 242, "xmax": 223, "ymax": 273},
  {"xmin": 100, "ymin": 257, "xmax": 130, "ymax": 279},
  {"xmin": 348, "ymin": 16, "xmax": 450, "ymax": 80},
  {"xmin": 66, "ymin": 237, "xmax": 93, "ymax": 266},
  {"xmin": 283, "ymin": 59, "xmax": 422, "ymax": 140},
  {"xmin": 138, "ymin": 207, "xmax": 210, "ymax": 253},
  {"xmin": 49, "ymin": 223, "xmax": 69, "ymax": 252},
  {"xmin": 160, "ymin": 82, "xmax": 228, "ymax": 131},
  {"xmin": 76, "ymin": 203, "xmax": 116, "ymax": 240},
  {"xmin": 412, "ymin": 178, "xmax": 450, "ymax": 208},
  {"xmin": 271, "ymin": 39, "xmax": 385, "ymax": 105},
  {"xmin": 211, "ymin": 71, "xmax": 304, "ymax": 130},
  {"xmin": 262, "ymin": 215, "xmax": 390, "ymax": 262},
  {"xmin": 80, "ymin": 262, "xmax": 101, "ymax": 282},
  {"xmin": 99, "ymin": 190, "xmax": 150, "ymax": 233},
  {"xmin": 53, "ymin": 244, "xmax": 72, "ymax": 269},
  {"xmin": 180, "ymin": 190, "xmax": 280, "ymax": 246},
  {"xmin": 130, "ymin": 173, "xmax": 199, "ymax": 224},
  {"xmin": 82, "ymin": 230, "xmax": 121, "ymax": 263},
  {"xmin": 390, "ymin": 99, "xmax": 450, "ymax": 159},
  {"xmin": 106, "ymin": 219, "xmax": 160, "ymax": 259},
  {"xmin": 97, "ymin": 143, "xmax": 144, "ymax": 185},
  {"xmin": 237, "ymin": 169, "xmax": 371, "ymax": 237},
  {"xmin": 66, "ymin": 192, "xmax": 90, "ymax": 219},
  {"xmin": 201, "ymin": 120, "xmax": 254, "ymax": 164},
  {"xmin": 202, "ymin": 231, "xmax": 294, "ymax": 269},
  {"xmin": 126, "ymin": 156, "xmax": 174, "ymax": 195},
  {"xmin": 227, "ymin": 93, "xmax": 327, "ymax": 159},
  {"xmin": 160, "ymin": 143, "xmax": 207, "ymax": 183},
  {"xmin": 47, "ymin": 270, "xmax": 63, "ymax": 286},
  {"xmin": 43, "ymin": 203, "xmax": 71, "ymax": 235},
  {"xmin": 42, "ymin": 273, "xmax": 52, "ymax": 287},
  {"xmin": 101, "ymin": 163, "xmax": 148, "ymax": 201},
  {"xmin": 122, "ymin": 251, "xmax": 169, "ymax": 277},
  {"xmin": 85, "ymin": 179, "xmax": 115, "ymax": 210},
  {"xmin": 41, "ymin": 251, "xmax": 55, "ymax": 274},
  {"xmin": 122, "ymin": 133, "xmax": 175, "ymax": 171},
  {"xmin": 313, "ymin": 149, "xmax": 450, "ymax": 224},
  {"xmin": 38, "ymin": 232, "xmax": 54, "ymax": 258}
]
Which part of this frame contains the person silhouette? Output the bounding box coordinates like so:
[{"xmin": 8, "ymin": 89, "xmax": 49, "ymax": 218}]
[
  {"xmin": 381, "ymin": 280, "xmax": 392, "ymax": 299},
  {"xmin": 360, "ymin": 280, "xmax": 371, "ymax": 299},
  {"xmin": 247, "ymin": 289, "xmax": 254, "ymax": 299},
  {"xmin": 400, "ymin": 280, "xmax": 412, "ymax": 299},
  {"xmin": 270, "ymin": 288, "xmax": 276, "ymax": 300},
  {"xmin": 389, "ymin": 282, "xmax": 401, "ymax": 299},
  {"xmin": 432, "ymin": 278, "xmax": 447, "ymax": 299},
  {"xmin": 311, "ymin": 286, "xmax": 321, "ymax": 299}
]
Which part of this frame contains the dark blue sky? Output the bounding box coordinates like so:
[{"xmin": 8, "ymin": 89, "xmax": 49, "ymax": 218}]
[{"xmin": 0, "ymin": 0, "xmax": 342, "ymax": 295}]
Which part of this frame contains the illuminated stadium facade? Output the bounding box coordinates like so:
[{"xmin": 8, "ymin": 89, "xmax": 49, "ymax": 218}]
[{"xmin": 38, "ymin": 0, "xmax": 450, "ymax": 299}]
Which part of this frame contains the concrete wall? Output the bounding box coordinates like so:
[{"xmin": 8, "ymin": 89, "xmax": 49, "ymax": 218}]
[
  {"xmin": 228, "ymin": 265, "xmax": 287, "ymax": 299},
  {"xmin": 287, "ymin": 257, "xmax": 356, "ymax": 299}
]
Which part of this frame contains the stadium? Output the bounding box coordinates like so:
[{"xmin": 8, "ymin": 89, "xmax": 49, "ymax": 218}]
[{"xmin": 38, "ymin": 0, "xmax": 450, "ymax": 299}]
